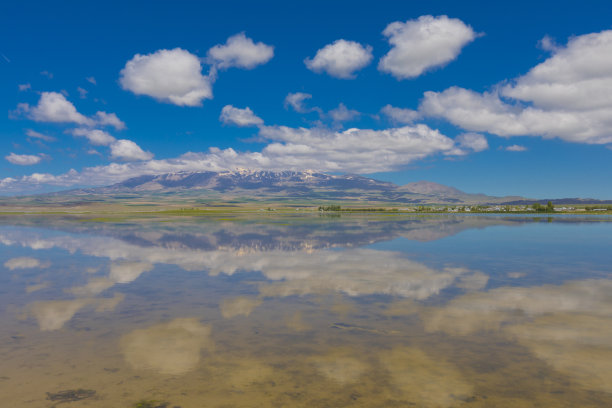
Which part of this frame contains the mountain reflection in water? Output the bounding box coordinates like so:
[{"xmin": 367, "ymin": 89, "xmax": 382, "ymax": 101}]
[{"xmin": 0, "ymin": 214, "xmax": 611, "ymax": 407}]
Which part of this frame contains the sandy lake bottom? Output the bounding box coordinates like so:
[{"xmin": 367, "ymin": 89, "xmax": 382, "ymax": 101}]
[{"xmin": 1, "ymin": 214, "xmax": 611, "ymax": 407}]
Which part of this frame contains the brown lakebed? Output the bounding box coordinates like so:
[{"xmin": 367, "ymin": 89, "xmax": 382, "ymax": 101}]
[{"xmin": 1, "ymin": 214, "xmax": 611, "ymax": 407}]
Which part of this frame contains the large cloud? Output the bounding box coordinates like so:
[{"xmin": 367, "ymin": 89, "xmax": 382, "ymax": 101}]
[
  {"xmin": 13, "ymin": 92, "xmax": 124, "ymax": 129},
  {"xmin": 120, "ymin": 48, "xmax": 213, "ymax": 106},
  {"xmin": 421, "ymin": 30, "xmax": 612, "ymax": 144},
  {"xmin": 378, "ymin": 15, "xmax": 477, "ymax": 79},
  {"xmin": 305, "ymin": 39, "xmax": 373, "ymax": 79},
  {"xmin": 15, "ymin": 92, "xmax": 94, "ymax": 125},
  {"xmin": 207, "ymin": 33, "xmax": 274, "ymax": 70},
  {"xmin": 0, "ymin": 123, "xmax": 483, "ymax": 191}
]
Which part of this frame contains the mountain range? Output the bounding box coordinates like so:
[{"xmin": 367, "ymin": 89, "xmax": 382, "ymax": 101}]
[
  {"xmin": 59, "ymin": 169, "xmax": 526, "ymax": 205},
  {"xmin": 4, "ymin": 169, "xmax": 611, "ymax": 206}
]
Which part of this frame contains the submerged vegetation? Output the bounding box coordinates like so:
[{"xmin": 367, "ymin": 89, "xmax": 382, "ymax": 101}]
[
  {"xmin": 46, "ymin": 389, "xmax": 96, "ymax": 402},
  {"xmin": 131, "ymin": 400, "xmax": 174, "ymax": 408}
]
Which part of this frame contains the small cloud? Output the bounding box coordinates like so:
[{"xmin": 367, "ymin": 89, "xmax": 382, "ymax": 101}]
[
  {"xmin": 220, "ymin": 105, "xmax": 264, "ymax": 127},
  {"xmin": 26, "ymin": 129, "xmax": 56, "ymax": 142},
  {"xmin": 5, "ymin": 153, "xmax": 43, "ymax": 165},
  {"xmin": 86, "ymin": 76, "xmax": 97, "ymax": 85},
  {"xmin": 444, "ymin": 133, "xmax": 488, "ymax": 156},
  {"xmin": 207, "ymin": 32, "xmax": 274, "ymax": 70},
  {"xmin": 110, "ymin": 139, "xmax": 154, "ymax": 161},
  {"xmin": 538, "ymin": 35, "xmax": 559, "ymax": 52},
  {"xmin": 505, "ymin": 144, "xmax": 528, "ymax": 152},
  {"xmin": 72, "ymin": 128, "xmax": 116, "ymax": 146},
  {"xmin": 4, "ymin": 257, "xmax": 48, "ymax": 270},
  {"xmin": 77, "ymin": 86, "xmax": 88, "ymax": 99},
  {"xmin": 220, "ymin": 297, "xmax": 262, "ymax": 318},
  {"xmin": 284, "ymin": 92, "xmax": 318, "ymax": 113},
  {"xmin": 26, "ymin": 282, "xmax": 49, "ymax": 293},
  {"xmin": 328, "ymin": 103, "xmax": 360, "ymax": 123},
  {"xmin": 94, "ymin": 111, "xmax": 126, "ymax": 130},
  {"xmin": 40, "ymin": 70, "xmax": 53, "ymax": 79},
  {"xmin": 87, "ymin": 148, "xmax": 102, "ymax": 156},
  {"xmin": 305, "ymin": 39, "xmax": 373, "ymax": 79},
  {"xmin": 18, "ymin": 83, "xmax": 31, "ymax": 91},
  {"xmin": 109, "ymin": 261, "xmax": 153, "ymax": 284},
  {"xmin": 457, "ymin": 133, "xmax": 488, "ymax": 152},
  {"xmin": 381, "ymin": 104, "xmax": 421, "ymax": 124}
]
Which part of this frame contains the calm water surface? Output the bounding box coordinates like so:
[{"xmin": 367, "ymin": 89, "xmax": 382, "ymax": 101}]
[{"xmin": 1, "ymin": 214, "xmax": 611, "ymax": 407}]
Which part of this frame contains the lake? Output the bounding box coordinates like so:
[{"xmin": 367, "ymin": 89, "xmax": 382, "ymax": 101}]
[{"xmin": 1, "ymin": 214, "xmax": 611, "ymax": 407}]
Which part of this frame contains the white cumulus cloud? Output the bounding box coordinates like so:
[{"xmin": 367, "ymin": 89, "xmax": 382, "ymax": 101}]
[
  {"xmin": 305, "ymin": 39, "xmax": 373, "ymax": 79},
  {"xmin": 207, "ymin": 32, "xmax": 274, "ymax": 70},
  {"xmin": 0, "ymin": 122, "xmax": 479, "ymax": 192},
  {"xmin": 13, "ymin": 92, "xmax": 124, "ymax": 130},
  {"xmin": 110, "ymin": 139, "xmax": 154, "ymax": 161},
  {"xmin": 379, "ymin": 15, "xmax": 477, "ymax": 79},
  {"xmin": 5, "ymin": 153, "xmax": 43, "ymax": 165},
  {"xmin": 15, "ymin": 92, "xmax": 94, "ymax": 125},
  {"xmin": 219, "ymin": 105, "xmax": 264, "ymax": 127},
  {"xmin": 420, "ymin": 30, "xmax": 612, "ymax": 145},
  {"xmin": 120, "ymin": 48, "xmax": 213, "ymax": 106}
]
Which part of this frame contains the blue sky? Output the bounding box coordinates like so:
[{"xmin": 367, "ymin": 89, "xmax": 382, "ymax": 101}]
[{"xmin": 2, "ymin": 0, "xmax": 612, "ymax": 198}]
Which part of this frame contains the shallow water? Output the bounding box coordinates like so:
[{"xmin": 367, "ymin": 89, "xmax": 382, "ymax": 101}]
[{"xmin": 1, "ymin": 214, "xmax": 611, "ymax": 407}]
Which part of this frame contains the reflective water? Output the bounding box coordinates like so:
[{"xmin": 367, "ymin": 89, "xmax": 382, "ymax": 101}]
[{"xmin": 1, "ymin": 214, "xmax": 611, "ymax": 407}]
